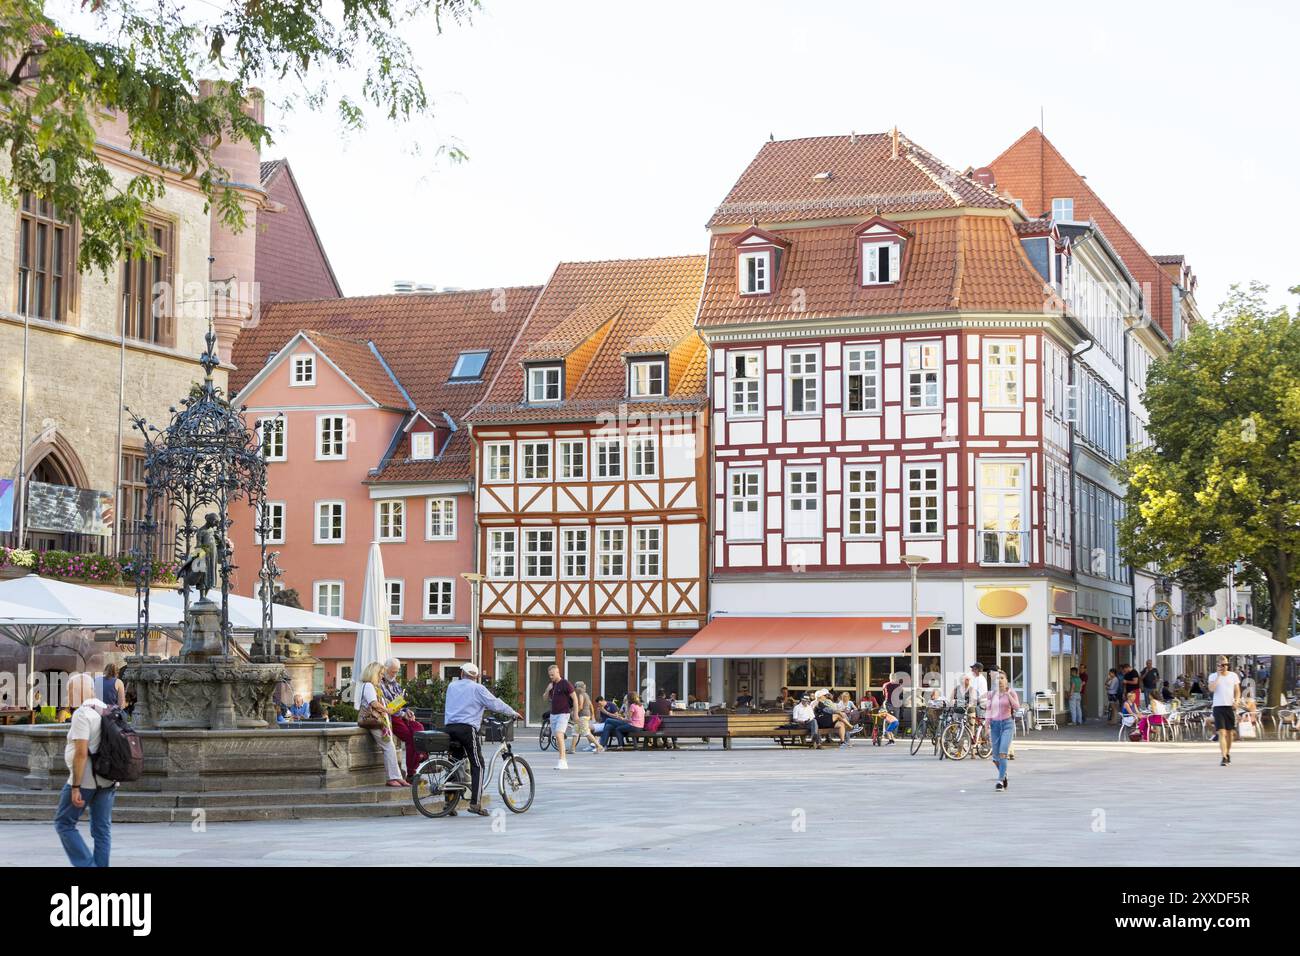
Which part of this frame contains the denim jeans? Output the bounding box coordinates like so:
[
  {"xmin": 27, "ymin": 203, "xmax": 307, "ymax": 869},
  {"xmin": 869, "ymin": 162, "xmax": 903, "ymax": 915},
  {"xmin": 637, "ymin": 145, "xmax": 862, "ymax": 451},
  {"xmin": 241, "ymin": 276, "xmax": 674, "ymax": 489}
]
[
  {"xmin": 599, "ymin": 717, "xmax": 632, "ymax": 747},
  {"xmin": 54, "ymin": 783, "xmax": 116, "ymax": 867},
  {"xmin": 989, "ymin": 718, "xmax": 1014, "ymax": 781},
  {"xmin": 1068, "ymin": 692, "xmax": 1083, "ymax": 724}
]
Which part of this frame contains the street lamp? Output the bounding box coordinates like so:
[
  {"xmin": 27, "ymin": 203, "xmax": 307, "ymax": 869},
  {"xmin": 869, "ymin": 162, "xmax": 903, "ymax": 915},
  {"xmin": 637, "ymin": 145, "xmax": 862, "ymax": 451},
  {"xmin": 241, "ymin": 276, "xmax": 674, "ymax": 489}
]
[
  {"xmin": 901, "ymin": 554, "xmax": 930, "ymax": 736},
  {"xmin": 460, "ymin": 572, "xmax": 485, "ymax": 669}
]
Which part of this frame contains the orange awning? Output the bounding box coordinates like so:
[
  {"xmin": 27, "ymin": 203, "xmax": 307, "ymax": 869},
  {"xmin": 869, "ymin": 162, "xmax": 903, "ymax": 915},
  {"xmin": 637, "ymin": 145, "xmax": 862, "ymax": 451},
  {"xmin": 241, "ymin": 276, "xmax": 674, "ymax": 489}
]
[
  {"xmin": 671, "ymin": 615, "xmax": 939, "ymax": 659},
  {"xmin": 1057, "ymin": 616, "xmax": 1135, "ymax": 646}
]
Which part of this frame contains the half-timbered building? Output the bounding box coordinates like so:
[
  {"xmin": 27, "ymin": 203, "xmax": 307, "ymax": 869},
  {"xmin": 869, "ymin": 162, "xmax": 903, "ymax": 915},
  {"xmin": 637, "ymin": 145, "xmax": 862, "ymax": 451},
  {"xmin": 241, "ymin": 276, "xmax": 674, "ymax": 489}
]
[
  {"xmin": 467, "ymin": 257, "xmax": 709, "ymax": 724},
  {"xmin": 677, "ymin": 131, "xmax": 1096, "ymax": 709}
]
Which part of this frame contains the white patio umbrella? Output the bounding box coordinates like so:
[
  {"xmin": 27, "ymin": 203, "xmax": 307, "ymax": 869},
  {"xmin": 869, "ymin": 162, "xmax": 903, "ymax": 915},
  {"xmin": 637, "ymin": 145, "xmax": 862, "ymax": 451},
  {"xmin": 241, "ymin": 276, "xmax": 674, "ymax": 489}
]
[
  {"xmin": 149, "ymin": 589, "xmax": 373, "ymax": 634},
  {"xmin": 1158, "ymin": 623, "xmax": 1300, "ymax": 658},
  {"xmin": 352, "ymin": 541, "xmax": 393, "ymax": 704},
  {"xmin": 0, "ymin": 575, "xmax": 182, "ymax": 707}
]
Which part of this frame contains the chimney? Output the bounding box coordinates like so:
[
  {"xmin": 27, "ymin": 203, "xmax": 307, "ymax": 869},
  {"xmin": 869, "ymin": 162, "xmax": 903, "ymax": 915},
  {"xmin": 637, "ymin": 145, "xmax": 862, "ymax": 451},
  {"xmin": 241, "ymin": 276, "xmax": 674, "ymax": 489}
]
[{"xmin": 890, "ymin": 126, "xmax": 899, "ymax": 160}]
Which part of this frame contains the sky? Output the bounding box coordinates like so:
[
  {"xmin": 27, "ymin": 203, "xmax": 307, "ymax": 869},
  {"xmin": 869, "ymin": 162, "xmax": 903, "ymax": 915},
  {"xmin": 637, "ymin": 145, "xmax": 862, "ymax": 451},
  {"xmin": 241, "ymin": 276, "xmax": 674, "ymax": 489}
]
[{"xmin": 127, "ymin": 1, "xmax": 1300, "ymax": 314}]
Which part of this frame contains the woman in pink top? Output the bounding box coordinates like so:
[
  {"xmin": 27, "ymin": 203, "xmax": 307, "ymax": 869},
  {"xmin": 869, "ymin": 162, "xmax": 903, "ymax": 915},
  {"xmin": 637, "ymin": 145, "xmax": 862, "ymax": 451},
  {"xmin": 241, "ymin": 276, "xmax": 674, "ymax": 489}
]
[
  {"xmin": 626, "ymin": 693, "xmax": 646, "ymax": 729},
  {"xmin": 985, "ymin": 672, "xmax": 1020, "ymax": 791}
]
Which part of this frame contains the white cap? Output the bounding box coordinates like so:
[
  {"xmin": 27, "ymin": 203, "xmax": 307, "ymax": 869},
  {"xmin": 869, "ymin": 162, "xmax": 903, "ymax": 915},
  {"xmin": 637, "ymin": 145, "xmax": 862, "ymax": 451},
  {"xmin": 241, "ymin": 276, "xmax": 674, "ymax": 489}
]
[{"xmin": 461, "ymin": 662, "xmax": 480, "ymax": 678}]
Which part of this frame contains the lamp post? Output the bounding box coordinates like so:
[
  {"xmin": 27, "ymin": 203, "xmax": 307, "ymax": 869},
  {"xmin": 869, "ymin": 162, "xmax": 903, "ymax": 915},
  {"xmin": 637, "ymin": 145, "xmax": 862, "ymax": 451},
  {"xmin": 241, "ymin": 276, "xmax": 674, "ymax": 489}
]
[
  {"xmin": 461, "ymin": 572, "xmax": 485, "ymax": 669},
  {"xmin": 901, "ymin": 554, "xmax": 930, "ymax": 737}
]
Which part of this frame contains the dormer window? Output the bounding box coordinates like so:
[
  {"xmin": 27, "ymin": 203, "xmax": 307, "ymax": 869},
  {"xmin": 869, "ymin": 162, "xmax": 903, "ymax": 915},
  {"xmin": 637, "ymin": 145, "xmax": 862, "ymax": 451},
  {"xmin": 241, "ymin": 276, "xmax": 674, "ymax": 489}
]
[
  {"xmin": 629, "ymin": 358, "xmax": 666, "ymax": 398},
  {"xmin": 1051, "ymin": 197, "xmax": 1074, "ymax": 222},
  {"xmin": 449, "ymin": 349, "xmax": 490, "ymax": 382},
  {"xmin": 527, "ymin": 364, "xmax": 562, "ymax": 403},
  {"xmin": 411, "ymin": 432, "xmax": 435, "ymax": 460},
  {"xmin": 861, "ymin": 241, "xmax": 901, "ymax": 285},
  {"xmin": 291, "ymin": 355, "xmax": 315, "ymax": 386},
  {"xmin": 738, "ymin": 251, "xmax": 770, "ymax": 295}
]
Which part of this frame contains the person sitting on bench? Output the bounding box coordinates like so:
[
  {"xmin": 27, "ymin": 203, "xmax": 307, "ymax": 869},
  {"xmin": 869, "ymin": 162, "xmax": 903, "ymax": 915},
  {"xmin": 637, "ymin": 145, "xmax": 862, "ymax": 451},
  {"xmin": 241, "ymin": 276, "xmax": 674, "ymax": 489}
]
[
  {"xmin": 813, "ymin": 689, "xmax": 851, "ymax": 745},
  {"xmin": 597, "ymin": 697, "xmax": 633, "ymax": 749},
  {"xmin": 792, "ymin": 694, "xmax": 820, "ymax": 749}
]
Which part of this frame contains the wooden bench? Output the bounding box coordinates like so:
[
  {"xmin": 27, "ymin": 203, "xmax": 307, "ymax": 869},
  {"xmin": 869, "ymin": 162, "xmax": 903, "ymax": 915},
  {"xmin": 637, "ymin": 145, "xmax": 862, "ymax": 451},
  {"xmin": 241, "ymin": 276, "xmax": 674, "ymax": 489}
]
[{"xmin": 618, "ymin": 713, "xmax": 728, "ymax": 750}]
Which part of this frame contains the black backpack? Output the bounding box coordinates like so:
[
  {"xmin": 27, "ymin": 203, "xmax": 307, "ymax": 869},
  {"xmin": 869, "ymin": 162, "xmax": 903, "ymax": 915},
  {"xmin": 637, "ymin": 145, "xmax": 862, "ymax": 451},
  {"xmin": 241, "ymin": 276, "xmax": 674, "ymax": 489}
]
[{"xmin": 92, "ymin": 707, "xmax": 144, "ymax": 783}]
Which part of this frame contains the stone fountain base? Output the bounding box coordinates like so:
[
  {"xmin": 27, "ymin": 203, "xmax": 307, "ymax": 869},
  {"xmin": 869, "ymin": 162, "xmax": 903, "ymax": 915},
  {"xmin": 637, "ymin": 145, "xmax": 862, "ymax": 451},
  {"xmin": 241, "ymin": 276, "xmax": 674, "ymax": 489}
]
[{"xmin": 124, "ymin": 658, "xmax": 286, "ymax": 730}]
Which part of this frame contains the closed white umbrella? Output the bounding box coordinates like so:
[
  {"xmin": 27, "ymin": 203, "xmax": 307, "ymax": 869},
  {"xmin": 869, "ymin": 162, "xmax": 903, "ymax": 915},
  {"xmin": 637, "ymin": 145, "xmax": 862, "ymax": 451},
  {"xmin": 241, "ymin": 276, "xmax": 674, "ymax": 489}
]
[
  {"xmin": 352, "ymin": 542, "xmax": 393, "ymax": 704},
  {"xmin": 1158, "ymin": 623, "xmax": 1300, "ymax": 658}
]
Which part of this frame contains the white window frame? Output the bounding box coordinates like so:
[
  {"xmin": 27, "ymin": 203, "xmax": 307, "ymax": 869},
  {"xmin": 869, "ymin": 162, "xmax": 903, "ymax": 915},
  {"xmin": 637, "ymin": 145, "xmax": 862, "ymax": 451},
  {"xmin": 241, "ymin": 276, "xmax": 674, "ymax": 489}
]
[
  {"xmin": 633, "ymin": 526, "xmax": 662, "ymax": 579},
  {"xmin": 485, "ymin": 442, "xmax": 513, "ymax": 483},
  {"xmin": 423, "ymin": 578, "xmax": 454, "ymax": 620},
  {"xmin": 561, "ymin": 527, "xmax": 589, "ymax": 579},
  {"xmin": 316, "ymin": 414, "xmax": 347, "ymax": 460},
  {"xmin": 983, "ymin": 339, "xmax": 1023, "ymax": 410},
  {"xmin": 426, "ymin": 497, "xmax": 456, "ymax": 540},
  {"xmin": 596, "ymin": 527, "xmax": 626, "ymax": 579},
  {"xmin": 978, "ymin": 459, "xmax": 1028, "ymax": 566},
  {"xmin": 861, "ymin": 241, "xmax": 901, "ymax": 285},
  {"xmin": 313, "ymin": 580, "xmax": 343, "ymax": 617},
  {"xmin": 523, "ymin": 529, "xmax": 555, "ymax": 580},
  {"xmin": 904, "ymin": 463, "xmax": 943, "ymax": 538},
  {"xmin": 629, "ymin": 434, "xmax": 658, "ymax": 479},
  {"xmin": 629, "ymin": 359, "xmax": 666, "ymax": 398},
  {"xmin": 727, "ymin": 350, "xmax": 763, "ymax": 418},
  {"xmin": 904, "ymin": 341, "xmax": 943, "ymax": 411},
  {"xmin": 527, "ymin": 365, "xmax": 562, "ymax": 403},
  {"xmin": 257, "ymin": 416, "xmax": 286, "ymax": 461},
  {"xmin": 314, "ymin": 500, "xmax": 345, "ymax": 544},
  {"xmin": 1051, "ymin": 197, "xmax": 1075, "ymax": 222},
  {"xmin": 257, "ymin": 501, "xmax": 286, "ymax": 545},
  {"xmin": 384, "ymin": 579, "xmax": 404, "ymax": 621},
  {"xmin": 488, "ymin": 529, "xmax": 517, "ymax": 580},
  {"xmin": 558, "ymin": 439, "xmax": 586, "ymax": 480},
  {"xmin": 784, "ymin": 348, "xmax": 821, "ymax": 416},
  {"xmin": 843, "ymin": 465, "xmax": 882, "ymax": 539},
  {"xmin": 726, "ymin": 468, "xmax": 763, "ymax": 542},
  {"xmin": 593, "ymin": 437, "xmax": 622, "ymax": 479},
  {"xmin": 843, "ymin": 344, "xmax": 881, "ymax": 415},
  {"xmin": 411, "ymin": 432, "xmax": 435, "ymax": 461},
  {"xmin": 291, "ymin": 354, "xmax": 315, "ymax": 386},
  {"xmin": 784, "ymin": 467, "xmax": 823, "ymax": 541},
  {"xmin": 375, "ymin": 498, "xmax": 405, "ymax": 542},
  {"xmin": 520, "ymin": 440, "xmax": 552, "ymax": 482},
  {"xmin": 738, "ymin": 250, "xmax": 771, "ymax": 295}
]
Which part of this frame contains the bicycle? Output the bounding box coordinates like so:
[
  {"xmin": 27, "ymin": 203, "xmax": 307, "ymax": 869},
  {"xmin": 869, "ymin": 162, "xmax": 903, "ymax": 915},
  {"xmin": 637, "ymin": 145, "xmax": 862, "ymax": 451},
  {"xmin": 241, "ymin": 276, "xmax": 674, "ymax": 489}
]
[
  {"xmin": 939, "ymin": 705, "xmax": 992, "ymax": 760},
  {"xmin": 910, "ymin": 701, "xmax": 949, "ymax": 756},
  {"xmin": 411, "ymin": 717, "xmax": 535, "ymax": 818}
]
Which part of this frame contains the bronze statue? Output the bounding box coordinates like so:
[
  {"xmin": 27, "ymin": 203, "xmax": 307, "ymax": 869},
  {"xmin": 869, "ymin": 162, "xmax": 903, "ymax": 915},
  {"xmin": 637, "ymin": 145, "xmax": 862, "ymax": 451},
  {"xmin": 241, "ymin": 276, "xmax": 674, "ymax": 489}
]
[{"xmin": 178, "ymin": 512, "xmax": 227, "ymax": 601}]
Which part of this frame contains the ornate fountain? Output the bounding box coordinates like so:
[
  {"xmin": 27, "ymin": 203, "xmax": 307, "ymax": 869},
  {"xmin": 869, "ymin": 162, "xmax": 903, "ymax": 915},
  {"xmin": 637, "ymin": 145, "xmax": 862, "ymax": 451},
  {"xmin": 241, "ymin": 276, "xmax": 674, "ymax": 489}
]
[{"xmin": 121, "ymin": 325, "xmax": 286, "ymax": 730}]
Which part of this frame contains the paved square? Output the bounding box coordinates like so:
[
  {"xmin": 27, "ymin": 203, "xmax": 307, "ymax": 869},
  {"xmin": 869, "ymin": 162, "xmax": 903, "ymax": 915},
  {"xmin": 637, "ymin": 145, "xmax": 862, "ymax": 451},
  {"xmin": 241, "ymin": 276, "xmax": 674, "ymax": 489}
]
[{"xmin": 4, "ymin": 733, "xmax": 1297, "ymax": 867}]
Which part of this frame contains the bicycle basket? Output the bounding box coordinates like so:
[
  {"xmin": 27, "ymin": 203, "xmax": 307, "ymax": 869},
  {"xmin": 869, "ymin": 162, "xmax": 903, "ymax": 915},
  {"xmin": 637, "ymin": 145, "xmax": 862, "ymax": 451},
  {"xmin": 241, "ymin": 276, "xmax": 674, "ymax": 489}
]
[
  {"xmin": 482, "ymin": 718, "xmax": 514, "ymax": 743},
  {"xmin": 414, "ymin": 730, "xmax": 452, "ymax": 753}
]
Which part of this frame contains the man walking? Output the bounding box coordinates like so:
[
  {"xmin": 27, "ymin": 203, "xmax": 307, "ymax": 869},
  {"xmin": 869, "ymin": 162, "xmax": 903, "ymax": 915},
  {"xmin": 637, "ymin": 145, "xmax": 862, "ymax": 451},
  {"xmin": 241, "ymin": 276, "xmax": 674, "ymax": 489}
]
[
  {"xmin": 1208, "ymin": 656, "xmax": 1241, "ymax": 766},
  {"xmin": 443, "ymin": 663, "xmax": 523, "ymax": 816},
  {"xmin": 543, "ymin": 663, "xmax": 578, "ymax": 770},
  {"xmin": 1068, "ymin": 666, "xmax": 1084, "ymax": 725},
  {"xmin": 54, "ymin": 673, "xmax": 116, "ymax": 867}
]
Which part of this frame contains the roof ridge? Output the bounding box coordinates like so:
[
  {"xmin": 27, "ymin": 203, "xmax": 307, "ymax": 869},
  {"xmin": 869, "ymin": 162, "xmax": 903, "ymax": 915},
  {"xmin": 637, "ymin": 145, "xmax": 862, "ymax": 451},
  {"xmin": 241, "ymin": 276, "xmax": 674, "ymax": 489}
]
[
  {"xmin": 568, "ymin": 304, "xmax": 625, "ymax": 396},
  {"xmin": 554, "ymin": 253, "xmax": 706, "ymax": 268},
  {"xmin": 367, "ymin": 341, "xmax": 416, "ymax": 411}
]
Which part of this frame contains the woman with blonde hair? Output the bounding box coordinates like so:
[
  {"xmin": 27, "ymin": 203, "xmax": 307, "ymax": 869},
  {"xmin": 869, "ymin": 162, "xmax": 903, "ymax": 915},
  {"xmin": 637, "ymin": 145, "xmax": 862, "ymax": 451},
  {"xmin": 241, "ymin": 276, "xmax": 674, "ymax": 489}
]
[
  {"xmin": 357, "ymin": 662, "xmax": 406, "ymax": 787},
  {"xmin": 571, "ymin": 681, "xmax": 605, "ymax": 753}
]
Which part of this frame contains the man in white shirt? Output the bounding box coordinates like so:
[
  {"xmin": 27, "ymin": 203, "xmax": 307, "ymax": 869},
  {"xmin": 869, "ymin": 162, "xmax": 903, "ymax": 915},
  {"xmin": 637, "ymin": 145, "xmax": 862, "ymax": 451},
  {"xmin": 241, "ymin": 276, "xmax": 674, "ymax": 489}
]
[
  {"xmin": 969, "ymin": 663, "xmax": 990, "ymax": 716},
  {"xmin": 791, "ymin": 695, "xmax": 820, "ymax": 749},
  {"xmin": 54, "ymin": 672, "xmax": 117, "ymax": 867},
  {"xmin": 1208, "ymin": 655, "xmax": 1242, "ymax": 766}
]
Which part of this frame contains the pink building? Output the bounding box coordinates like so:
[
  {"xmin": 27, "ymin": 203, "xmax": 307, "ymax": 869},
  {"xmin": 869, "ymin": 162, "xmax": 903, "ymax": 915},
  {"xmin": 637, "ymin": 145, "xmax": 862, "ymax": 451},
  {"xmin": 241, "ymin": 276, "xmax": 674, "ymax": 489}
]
[{"xmin": 229, "ymin": 289, "xmax": 539, "ymax": 691}]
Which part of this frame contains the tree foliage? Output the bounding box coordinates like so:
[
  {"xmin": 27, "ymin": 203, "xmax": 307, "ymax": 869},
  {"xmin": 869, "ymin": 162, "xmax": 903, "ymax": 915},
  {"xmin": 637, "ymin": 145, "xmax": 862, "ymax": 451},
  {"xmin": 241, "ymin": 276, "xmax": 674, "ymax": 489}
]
[
  {"xmin": 1118, "ymin": 282, "xmax": 1300, "ymax": 701},
  {"xmin": 1, "ymin": 0, "xmax": 476, "ymax": 274}
]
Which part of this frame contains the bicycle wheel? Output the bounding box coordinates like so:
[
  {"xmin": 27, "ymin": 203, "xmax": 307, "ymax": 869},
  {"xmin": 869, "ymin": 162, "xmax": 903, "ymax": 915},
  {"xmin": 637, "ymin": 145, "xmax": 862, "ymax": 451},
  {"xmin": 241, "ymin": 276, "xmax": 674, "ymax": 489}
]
[
  {"xmin": 411, "ymin": 757, "xmax": 464, "ymax": 818},
  {"xmin": 909, "ymin": 717, "xmax": 928, "ymax": 755},
  {"xmin": 974, "ymin": 726, "xmax": 992, "ymax": 759},
  {"xmin": 538, "ymin": 720, "xmax": 553, "ymax": 751},
  {"xmin": 940, "ymin": 722, "xmax": 969, "ymax": 760},
  {"xmin": 499, "ymin": 754, "xmax": 535, "ymax": 813}
]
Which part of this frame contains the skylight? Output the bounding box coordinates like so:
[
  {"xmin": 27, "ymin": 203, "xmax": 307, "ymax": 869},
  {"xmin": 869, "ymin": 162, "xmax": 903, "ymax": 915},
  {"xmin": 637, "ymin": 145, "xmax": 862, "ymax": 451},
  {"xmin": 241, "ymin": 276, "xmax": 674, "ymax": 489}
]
[{"xmin": 449, "ymin": 350, "xmax": 490, "ymax": 382}]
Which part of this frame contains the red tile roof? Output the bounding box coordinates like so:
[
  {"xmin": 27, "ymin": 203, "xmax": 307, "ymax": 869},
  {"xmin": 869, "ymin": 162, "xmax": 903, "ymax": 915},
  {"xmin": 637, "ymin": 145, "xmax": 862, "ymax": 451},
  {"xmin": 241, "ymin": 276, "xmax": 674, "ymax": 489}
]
[
  {"xmin": 301, "ymin": 330, "xmax": 410, "ymax": 410},
  {"xmin": 708, "ymin": 131, "xmax": 1009, "ymax": 228},
  {"xmin": 697, "ymin": 215, "xmax": 1058, "ymax": 328},
  {"xmin": 469, "ymin": 256, "xmax": 707, "ymax": 424}
]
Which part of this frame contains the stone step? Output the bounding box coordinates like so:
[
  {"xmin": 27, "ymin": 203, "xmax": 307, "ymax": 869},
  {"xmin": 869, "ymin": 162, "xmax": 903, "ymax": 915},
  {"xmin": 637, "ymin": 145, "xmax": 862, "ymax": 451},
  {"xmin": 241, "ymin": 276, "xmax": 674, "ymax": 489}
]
[
  {"xmin": 0, "ymin": 799, "xmax": 420, "ymax": 823},
  {"xmin": 0, "ymin": 785, "xmax": 418, "ymax": 820}
]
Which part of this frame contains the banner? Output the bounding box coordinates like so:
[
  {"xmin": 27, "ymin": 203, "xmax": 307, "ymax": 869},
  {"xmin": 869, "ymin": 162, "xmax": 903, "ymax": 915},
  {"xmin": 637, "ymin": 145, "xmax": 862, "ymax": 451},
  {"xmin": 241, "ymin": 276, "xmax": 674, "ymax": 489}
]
[
  {"xmin": 24, "ymin": 480, "xmax": 114, "ymax": 536},
  {"xmin": 0, "ymin": 478, "xmax": 13, "ymax": 533}
]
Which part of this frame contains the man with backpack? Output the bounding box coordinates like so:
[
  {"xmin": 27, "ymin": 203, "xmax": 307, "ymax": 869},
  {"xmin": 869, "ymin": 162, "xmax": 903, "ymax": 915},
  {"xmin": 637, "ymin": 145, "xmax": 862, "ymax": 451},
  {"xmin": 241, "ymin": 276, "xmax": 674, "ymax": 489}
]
[{"xmin": 54, "ymin": 671, "xmax": 142, "ymax": 867}]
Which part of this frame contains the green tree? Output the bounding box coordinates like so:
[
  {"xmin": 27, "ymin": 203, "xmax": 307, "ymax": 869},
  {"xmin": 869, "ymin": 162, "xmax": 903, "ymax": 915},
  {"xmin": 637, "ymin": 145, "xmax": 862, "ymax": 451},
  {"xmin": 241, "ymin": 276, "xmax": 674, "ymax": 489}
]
[
  {"xmin": 1, "ymin": 0, "xmax": 475, "ymax": 274},
  {"xmin": 1118, "ymin": 283, "xmax": 1300, "ymax": 706}
]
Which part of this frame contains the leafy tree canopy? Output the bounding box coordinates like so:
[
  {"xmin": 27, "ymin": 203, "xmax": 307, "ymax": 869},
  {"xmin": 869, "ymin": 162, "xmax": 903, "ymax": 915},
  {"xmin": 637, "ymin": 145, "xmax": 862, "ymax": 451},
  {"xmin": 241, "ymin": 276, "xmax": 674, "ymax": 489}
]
[{"xmin": 1, "ymin": 0, "xmax": 476, "ymax": 273}]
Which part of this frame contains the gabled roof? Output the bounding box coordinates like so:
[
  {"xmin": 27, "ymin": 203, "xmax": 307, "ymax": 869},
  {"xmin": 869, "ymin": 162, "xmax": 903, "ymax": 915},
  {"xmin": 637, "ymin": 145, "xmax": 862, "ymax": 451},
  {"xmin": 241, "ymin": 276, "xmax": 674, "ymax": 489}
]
[
  {"xmin": 708, "ymin": 131, "xmax": 1010, "ymax": 228},
  {"xmin": 255, "ymin": 158, "xmax": 344, "ymax": 304},
  {"xmin": 232, "ymin": 287, "xmax": 540, "ymax": 420},
  {"xmin": 237, "ymin": 329, "xmax": 411, "ymax": 411},
  {"xmin": 697, "ymin": 215, "xmax": 1058, "ymax": 328},
  {"xmin": 469, "ymin": 256, "xmax": 707, "ymax": 424}
]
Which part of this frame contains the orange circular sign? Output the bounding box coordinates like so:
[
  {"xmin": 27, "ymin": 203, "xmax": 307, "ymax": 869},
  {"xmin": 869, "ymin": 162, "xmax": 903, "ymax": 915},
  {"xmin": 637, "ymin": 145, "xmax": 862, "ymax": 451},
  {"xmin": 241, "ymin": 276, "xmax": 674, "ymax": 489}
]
[{"xmin": 978, "ymin": 589, "xmax": 1028, "ymax": 618}]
